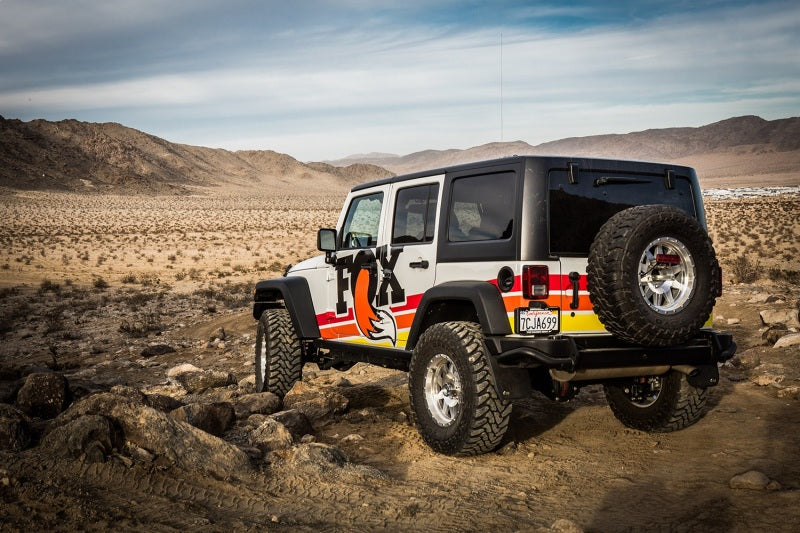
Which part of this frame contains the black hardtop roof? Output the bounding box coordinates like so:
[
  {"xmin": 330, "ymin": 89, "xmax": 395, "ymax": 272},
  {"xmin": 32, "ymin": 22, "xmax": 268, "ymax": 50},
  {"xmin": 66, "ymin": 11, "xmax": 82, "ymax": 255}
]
[{"xmin": 349, "ymin": 155, "xmax": 695, "ymax": 192}]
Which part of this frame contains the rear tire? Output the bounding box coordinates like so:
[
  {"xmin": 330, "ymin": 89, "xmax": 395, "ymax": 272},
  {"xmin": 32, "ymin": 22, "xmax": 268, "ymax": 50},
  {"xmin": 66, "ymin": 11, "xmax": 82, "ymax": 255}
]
[
  {"xmin": 409, "ymin": 322, "xmax": 511, "ymax": 456},
  {"xmin": 255, "ymin": 309, "xmax": 302, "ymax": 398},
  {"xmin": 604, "ymin": 370, "xmax": 707, "ymax": 432}
]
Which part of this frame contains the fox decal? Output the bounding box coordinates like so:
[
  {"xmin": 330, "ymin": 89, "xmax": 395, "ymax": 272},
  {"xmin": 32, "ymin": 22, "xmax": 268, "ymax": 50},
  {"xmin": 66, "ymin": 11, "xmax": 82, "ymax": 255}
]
[{"xmin": 336, "ymin": 247, "xmax": 402, "ymax": 346}]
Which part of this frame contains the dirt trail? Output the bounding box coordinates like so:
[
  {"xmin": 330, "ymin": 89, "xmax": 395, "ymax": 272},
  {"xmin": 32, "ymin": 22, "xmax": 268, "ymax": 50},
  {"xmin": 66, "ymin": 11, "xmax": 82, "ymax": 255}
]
[
  {"xmin": 3, "ymin": 359, "xmax": 799, "ymax": 531},
  {"xmin": 1, "ymin": 194, "xmax": 799, "ymax": 531}
]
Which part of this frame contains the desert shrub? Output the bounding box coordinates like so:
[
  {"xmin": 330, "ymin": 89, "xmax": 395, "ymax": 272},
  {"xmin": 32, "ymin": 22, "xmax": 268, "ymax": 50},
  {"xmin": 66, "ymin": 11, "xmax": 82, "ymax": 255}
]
[
  {"xmin": 0, "ymin": 315, "xmax": 12, "ymax": 336},
  {"xmin": 729, "ymin": 256, "xmax": 760, "ymax": 283},
  {"xmin": 193, "ymin": 287, "xmax": 216, "ymax": 299},
  {"xmin": 768, "ymin": 268, "xmax": 800, "ymax": 285},
  {"xmin": 121, "ymin": 273, "xmax": 137, "ymax": 284},
  {"xmin": 216, "ymin": 281, "xmax": 252, "ymax": 309},
  {"xmin": 38, "ymin": 279, "xmax": 61, "ymax": 295},
  {"xmin": 139, "ymin": 273, "xmax": 159, "ymax": 286},
  {"xmin": 175, "ymin": 270, "xmax": 187, "ymax": 281},
  {"xmin": 43, "ymin": 305, "xmax": 66, "ymax": 334},
  {"xmin": 119, "ymin": 312, "xmax": 162, "ymax": 337},
  {"xmin": 0, "ymin": 286, "xmax": 20, "ymax": 300},
  {"xmin": 93, "ymin": 277, "xmax": 109, "ymax": 290},
  {"xmin": 120, "ymin": 291, "xmax": 158, "ymax": 308}
]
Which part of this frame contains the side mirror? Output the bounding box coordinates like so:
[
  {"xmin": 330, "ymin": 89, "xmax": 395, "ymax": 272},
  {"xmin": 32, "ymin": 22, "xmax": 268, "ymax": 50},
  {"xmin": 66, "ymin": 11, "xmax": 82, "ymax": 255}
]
[{"xmin": 317, "ymin": 228, "xmax": 337, "ymax": 252}]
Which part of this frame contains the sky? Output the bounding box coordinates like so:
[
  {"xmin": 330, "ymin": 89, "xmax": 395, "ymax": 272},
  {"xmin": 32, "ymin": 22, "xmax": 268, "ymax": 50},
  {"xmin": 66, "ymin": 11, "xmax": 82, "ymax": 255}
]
[{"xmin": 1, "ymin": 1, "xmax": 798, "ymax": 162}]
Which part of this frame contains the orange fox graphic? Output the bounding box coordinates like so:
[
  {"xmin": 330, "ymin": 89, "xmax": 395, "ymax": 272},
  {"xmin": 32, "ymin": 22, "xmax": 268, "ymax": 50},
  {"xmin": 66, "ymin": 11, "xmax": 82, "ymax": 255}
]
[{"xmin": 353, "ymin": 263, "xmax": 397, "ymax": 345}]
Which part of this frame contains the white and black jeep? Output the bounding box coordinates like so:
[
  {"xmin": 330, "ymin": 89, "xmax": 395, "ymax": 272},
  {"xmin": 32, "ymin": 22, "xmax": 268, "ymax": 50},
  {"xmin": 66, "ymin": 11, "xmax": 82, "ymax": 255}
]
[{"xmin": 253, "ymin": 156, "xmax": 736, "ymax": 456}]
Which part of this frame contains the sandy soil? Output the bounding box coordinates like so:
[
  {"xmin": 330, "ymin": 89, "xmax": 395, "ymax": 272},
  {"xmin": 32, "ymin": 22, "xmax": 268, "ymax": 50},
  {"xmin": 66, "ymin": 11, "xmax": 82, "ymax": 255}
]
[{"xmin": 1, "ymin": 193, "xmax": 799, "ymax": 532}]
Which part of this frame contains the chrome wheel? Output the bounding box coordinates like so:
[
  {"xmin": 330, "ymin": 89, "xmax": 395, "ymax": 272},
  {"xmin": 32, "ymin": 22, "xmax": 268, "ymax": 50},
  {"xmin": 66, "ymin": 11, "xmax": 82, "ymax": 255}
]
[
  {"xmin": 424, "ymin": 353, "xmax": 462, "ymax": 426},
  {"xmin": 639, "ymin": 237, "xmax": 696, "ymax": 315},
  {"xmin": 258, "ymin": 335, "xmax": 267, "ymax": 381},
  {"xmin": 623, "ymin": 376, "xmax": 663, "ymax": 408}
]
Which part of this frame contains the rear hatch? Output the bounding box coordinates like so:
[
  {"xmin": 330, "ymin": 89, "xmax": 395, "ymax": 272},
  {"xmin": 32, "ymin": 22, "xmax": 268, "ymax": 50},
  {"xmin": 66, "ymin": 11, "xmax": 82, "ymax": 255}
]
[{"xmin": 547, "ymin": 166, "xmax": 701, "ymax": 334}]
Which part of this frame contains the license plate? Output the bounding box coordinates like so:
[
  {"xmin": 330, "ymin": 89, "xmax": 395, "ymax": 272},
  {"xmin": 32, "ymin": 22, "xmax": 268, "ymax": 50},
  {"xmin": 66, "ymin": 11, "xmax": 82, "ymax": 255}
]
[{"xmin": 515, "ymin": 307, "xmax": 560, "ymax": 335}]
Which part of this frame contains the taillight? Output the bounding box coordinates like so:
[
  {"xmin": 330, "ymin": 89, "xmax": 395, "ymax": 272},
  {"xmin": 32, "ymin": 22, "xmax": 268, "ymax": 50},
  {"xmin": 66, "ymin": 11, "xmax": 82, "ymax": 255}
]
[{"xmin": 522, "ymin": 265, "xmax": 549, "ymax": 300}]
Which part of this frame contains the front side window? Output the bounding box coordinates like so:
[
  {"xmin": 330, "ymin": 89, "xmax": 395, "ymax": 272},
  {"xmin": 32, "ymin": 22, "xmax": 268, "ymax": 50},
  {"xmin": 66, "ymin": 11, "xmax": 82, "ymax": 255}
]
[
  {"xmin": 392, "ymin": 184, "xmax": 439, "ymax": 245},
  {"xmin": 448, "ymin": 172, "xmax": 514, "ymax": 242},
  {"xmin": 340, "ymin": 192, "xmax": 383, "ymax": 249}
]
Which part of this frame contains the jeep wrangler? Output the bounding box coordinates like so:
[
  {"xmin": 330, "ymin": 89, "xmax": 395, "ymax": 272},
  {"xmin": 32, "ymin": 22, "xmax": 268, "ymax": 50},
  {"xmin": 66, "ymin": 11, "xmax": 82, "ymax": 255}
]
[{"xmin": 253, "ymin": 156, "xmax": 736, "ymax": 456}]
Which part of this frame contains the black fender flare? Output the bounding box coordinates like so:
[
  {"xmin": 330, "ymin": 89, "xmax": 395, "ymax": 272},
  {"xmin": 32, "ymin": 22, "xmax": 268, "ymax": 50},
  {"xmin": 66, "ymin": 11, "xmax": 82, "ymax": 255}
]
[
  {"xmin": 406, "ymin": 281, "xmax": 512, "ymax": 350},
  {"xmin": 253, "ymin": 276, "xmax": 321, "ymax": 339}
]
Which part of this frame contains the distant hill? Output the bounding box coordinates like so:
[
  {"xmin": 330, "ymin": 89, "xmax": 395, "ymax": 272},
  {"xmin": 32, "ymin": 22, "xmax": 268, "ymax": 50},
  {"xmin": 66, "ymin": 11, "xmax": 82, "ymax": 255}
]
[
  {"xmin": 0, "ymin": 116, "xmax": 391, "ymax": 195},
  {"xmin": 328, "ymin": 116, "xmax": 800, "ymax": 188},
  {"xmin": 2, "ymin": 115, "xmax": 798, "ymax": 194}
]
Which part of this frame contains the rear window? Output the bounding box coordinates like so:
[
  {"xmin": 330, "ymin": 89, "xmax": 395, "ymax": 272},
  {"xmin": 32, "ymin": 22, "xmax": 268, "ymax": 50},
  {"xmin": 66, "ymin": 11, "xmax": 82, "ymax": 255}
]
[
  {"xmin": 448, "ymin": 172, "xmax": 515, "ymax": 242},
  {"xmin": 549, "ymin": 170, "xmax": 697, "ymax": 255}
]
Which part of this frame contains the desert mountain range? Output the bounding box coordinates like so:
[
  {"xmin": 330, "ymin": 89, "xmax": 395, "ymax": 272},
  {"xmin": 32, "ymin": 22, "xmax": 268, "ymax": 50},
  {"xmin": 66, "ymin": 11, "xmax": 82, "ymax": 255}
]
[
  {"xmin": 0, "ymin": 116, "xmax": 391, "ymax": 195},
  {"xmin": 330, "ymin": 116, "xmax": 800, "ymax": 189},
  {"xmin": 1, "ymin": 114, "xmax": 798, "ymax": 194}
]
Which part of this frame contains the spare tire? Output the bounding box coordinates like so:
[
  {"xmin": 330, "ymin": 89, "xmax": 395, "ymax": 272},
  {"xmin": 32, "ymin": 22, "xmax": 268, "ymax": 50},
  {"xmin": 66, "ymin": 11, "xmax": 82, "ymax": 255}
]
[{"xmin": 587, "ymin": 205, "xmax": 720, "ymax": 346}]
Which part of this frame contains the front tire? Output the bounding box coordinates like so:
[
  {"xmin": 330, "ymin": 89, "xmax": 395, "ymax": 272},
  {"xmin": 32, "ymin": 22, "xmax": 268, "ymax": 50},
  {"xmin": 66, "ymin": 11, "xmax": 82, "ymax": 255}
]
[
  {"xmin": 409, "ymin": 322, "xmax": 511, "ymax": 456},
  {"xmin": 255, "ymin": 309, "xmax": 302, "ymax": 397},
  {"xmin": 604, "ymin": 370, "xmax": 707, "ymax": 432}
]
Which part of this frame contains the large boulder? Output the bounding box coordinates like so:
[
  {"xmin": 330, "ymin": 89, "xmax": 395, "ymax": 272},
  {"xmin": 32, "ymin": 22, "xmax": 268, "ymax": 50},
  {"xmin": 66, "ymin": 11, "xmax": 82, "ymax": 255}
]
[
  {"xmin": 0, "ymin": 404, "xmax": 31, "ymax": 451},
  {"xmin": 249, "ymin": 419, "xmax": 293, "ymax": 453},
  {"xmin": 140, "ymin": 344, "xmax": 175, "ymax": 357},
  {"xmin": 774, "ymin": 333, "xmax": 800, "ymax": 349},
  {"xmin": 0, "ymin": 379, "xmax": 22, "ymax": 404},
  {"xmin": 283, "ymin": 381, "xmax": 349, "ymax": 421},
  {"xmin": 145, "ymin": 393, "xmax": 183, "ymax": 413},
  {"xmin": 233, "ymin": 392, "xmax": 281, "ymax": 419},
  {"xmin": 290, "ymin": 442, "xmax": 347, "ymax": 472},
  {"xmin": 52, "ymin": 393, "xmax": 250, "ymax": 478},
  {"xmin": 40, "ymin": 414, "xmax": 119, "ymax": 462},
  {"xmin": 759, "ymin": 309, "xmax": 800, "ymax": 327},
  {"xmin": 16, "ymin": 372, "xmax": 70, "ymax": 418},
  {"xmin": 169, "ymin": 402, "xmax": 235, "ymax": 437},
  {"xmin": 270, "ymin": 409, "xmax": 314, "ymax": 441},
  {"xmin": 168, "ymin": 364, "xmax": 235, "ymax": 393}
]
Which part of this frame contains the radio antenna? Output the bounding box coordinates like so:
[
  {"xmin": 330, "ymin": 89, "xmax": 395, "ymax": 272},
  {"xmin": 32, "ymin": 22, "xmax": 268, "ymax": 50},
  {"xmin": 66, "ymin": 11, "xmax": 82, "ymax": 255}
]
[{"xmin": 500, "ymin": 32, "xmax": 504, "ymax": 142}]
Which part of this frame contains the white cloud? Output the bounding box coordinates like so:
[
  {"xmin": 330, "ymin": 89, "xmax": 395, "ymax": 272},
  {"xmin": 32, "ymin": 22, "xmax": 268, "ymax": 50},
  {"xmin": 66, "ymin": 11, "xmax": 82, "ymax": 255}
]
[{"xmin": 0, "ymin": 1, "xmax": 797, "ymax": 160}]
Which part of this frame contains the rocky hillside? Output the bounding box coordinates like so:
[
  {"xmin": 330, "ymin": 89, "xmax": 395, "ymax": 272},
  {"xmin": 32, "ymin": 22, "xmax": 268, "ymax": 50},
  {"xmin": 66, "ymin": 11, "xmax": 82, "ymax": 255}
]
[
  {"xmin": 0, "ymin": 116, "xmax": 392, "ymax": 195},
  {"xmin": 330, "ymin": 116, "xmax": 800, "ymax": 188}
]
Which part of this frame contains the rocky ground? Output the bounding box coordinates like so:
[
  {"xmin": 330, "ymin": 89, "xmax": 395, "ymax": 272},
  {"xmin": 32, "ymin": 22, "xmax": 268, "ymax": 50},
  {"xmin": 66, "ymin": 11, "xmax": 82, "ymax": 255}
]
[
  {"xmin": 1, "ymin": 192, "xmax": 799, "ymax": 531},
  {"xmin": 0, "ymin": 273, "xmax": 799, "ymax": 531}
]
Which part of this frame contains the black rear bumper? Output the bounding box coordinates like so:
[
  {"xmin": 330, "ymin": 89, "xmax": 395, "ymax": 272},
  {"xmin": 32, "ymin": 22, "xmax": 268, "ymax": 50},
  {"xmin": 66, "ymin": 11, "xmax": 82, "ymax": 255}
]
[{"xmin": 487, "ymin": 330, "xmax": 736, "ymax": 376}]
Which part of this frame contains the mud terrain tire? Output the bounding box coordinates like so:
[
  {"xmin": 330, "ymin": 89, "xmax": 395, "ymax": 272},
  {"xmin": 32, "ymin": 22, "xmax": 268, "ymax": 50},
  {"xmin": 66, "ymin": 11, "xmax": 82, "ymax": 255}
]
[
  {"xmin": 409, "ymin": 322, "xmax": 511, "ymax": 456},
  {"xmin": 255, "ymin": 309, "xmax": 302, "ymax": 398},
  {"xmin": 604, "ymin": 370, "xmax": 708, "ymax": 432},
  {"xmin": 587, "ymin": 205, "xmax": 719, "ymax": 347}
]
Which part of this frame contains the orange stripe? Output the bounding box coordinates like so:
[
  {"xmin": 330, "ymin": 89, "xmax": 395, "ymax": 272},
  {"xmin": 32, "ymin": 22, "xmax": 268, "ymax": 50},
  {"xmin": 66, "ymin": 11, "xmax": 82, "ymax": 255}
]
[
  {"xmin": 396, "ymin": 313, "xmax": 415, "ymax": 330},
  {"xmin": 322, "ymin": 323, "xmax": 361, "ymax": 339}
]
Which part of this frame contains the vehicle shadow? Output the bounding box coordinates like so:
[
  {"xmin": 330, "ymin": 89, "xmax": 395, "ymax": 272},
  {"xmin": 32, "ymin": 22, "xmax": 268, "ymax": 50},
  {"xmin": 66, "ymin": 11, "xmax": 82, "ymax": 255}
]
[
  {"xmin": 504, "ymin": 393, "xmax": 580, "ymax": 445},
  {"xmin": 584, "ymin": 377, "xmax": 800, "ymax": 532}
]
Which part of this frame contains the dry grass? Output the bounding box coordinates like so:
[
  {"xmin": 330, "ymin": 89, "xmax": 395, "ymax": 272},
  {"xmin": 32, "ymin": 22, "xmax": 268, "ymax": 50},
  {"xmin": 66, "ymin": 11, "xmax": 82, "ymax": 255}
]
[
  {"xmin": 1, "ymin": 191, "xmax": 796, "ymax": 290},
  {"xmin": 0, "ymin": 192, "xmax": 342, "ymax": 290},
  {"xmin": 705, "ymin": 195, "xmax": 800, "ymax": 283}
]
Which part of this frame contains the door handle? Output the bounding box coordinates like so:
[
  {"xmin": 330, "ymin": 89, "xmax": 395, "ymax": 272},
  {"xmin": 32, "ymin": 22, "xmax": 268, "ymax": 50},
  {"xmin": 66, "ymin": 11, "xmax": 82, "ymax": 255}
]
[
  {"xmin": 569, "ymin": 271, "xmax": 580, "ymax": 309},
  {"xmin": 409, "ymin": 260, "xmax": 429, "ymax": 269}
]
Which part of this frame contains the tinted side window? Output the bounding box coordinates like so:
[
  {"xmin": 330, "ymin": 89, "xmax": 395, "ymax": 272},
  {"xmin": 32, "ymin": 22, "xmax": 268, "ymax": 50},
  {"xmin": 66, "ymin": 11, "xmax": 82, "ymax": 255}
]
[
  {"xmin": 448, "ymin": 172, "xmax": 514, "ymax": 242},
  {"xmin": 392, "ymin": 184, "xmax": 439, "ymax": 245},
  {"xmin": 549, "ymin": 171, "xmax": 696, "ymax": 255},
  {"xmin": 340, "ymin": 192, "xmax": 383, "ymax": 249}
]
